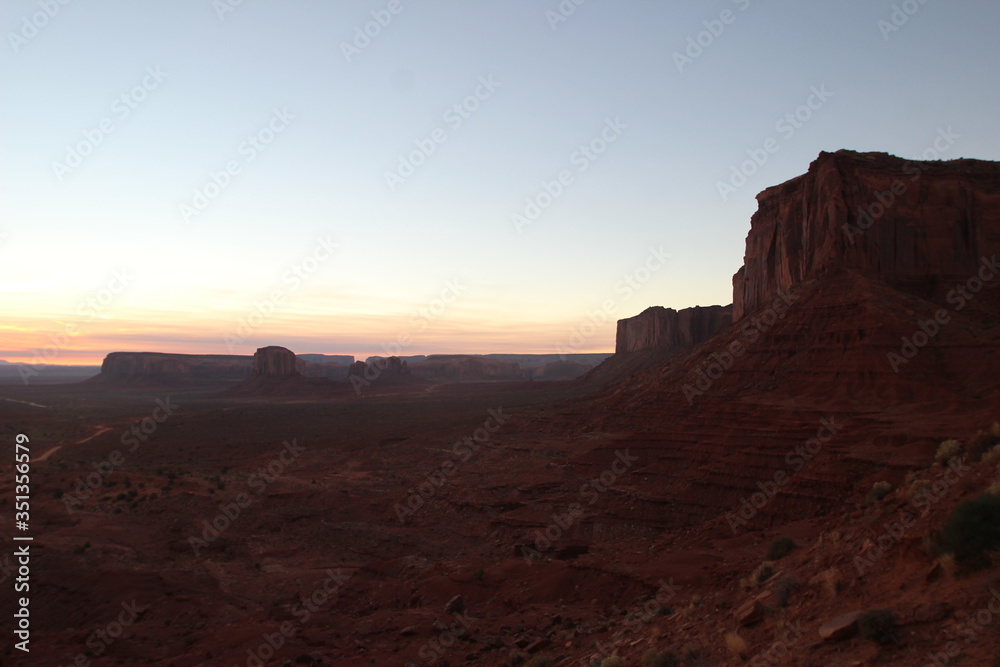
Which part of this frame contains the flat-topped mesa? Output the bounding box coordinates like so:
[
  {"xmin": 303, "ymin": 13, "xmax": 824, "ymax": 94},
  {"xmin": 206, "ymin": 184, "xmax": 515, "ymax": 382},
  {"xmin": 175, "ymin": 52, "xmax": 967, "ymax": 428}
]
[
  {"xmin": 95, "ymin": 352, "xmax": 253, "ymax": 383},
  {"xmin": 349, "ymin": 356, "xmax": 410, "ymax": 381},
  {"xmin": 615, "ymin": 305, "xmax": 732, "ymax": 354},
  {"xmin": 733, "ymin": 149, "xmax": 1000, "ymax": 320},
  {"xmin": 253, "ymin": 346, "xmax": 300, "ymax": 377}
]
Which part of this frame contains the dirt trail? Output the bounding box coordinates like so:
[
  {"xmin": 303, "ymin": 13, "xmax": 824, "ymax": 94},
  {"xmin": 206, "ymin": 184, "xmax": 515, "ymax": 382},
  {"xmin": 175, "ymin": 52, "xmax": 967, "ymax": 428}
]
[{"xmin": 36, "ymin": 425, "xmax": 112, "ymax": 462}]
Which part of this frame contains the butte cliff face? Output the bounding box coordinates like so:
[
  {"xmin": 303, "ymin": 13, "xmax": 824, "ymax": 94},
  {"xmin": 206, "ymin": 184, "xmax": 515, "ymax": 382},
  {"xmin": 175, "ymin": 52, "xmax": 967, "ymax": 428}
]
[
  {"xmin": 732, "ymin": 150, "xmax": 1000, "ymax": 320},
  {"xmin": 253, "ymin": 346, "xmax": 301, "ymax": 376},
  {"xmin": 615, "ymin": 305, "xmax": 732, "ymax": 354}
]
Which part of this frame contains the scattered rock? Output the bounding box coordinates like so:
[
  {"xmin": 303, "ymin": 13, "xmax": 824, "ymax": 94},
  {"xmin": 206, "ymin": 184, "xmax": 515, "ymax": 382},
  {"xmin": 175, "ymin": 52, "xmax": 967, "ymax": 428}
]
[
  {"xmin": 445, "ymin": 594, "xmax": 465, "ymax": 614},
  {"xmin": 819, "ymin": 610, "xmax": 864, "ymax": 642},
  {"xmin": 525, "ymin": 637, "xmax": 551, "ymax": 653}
]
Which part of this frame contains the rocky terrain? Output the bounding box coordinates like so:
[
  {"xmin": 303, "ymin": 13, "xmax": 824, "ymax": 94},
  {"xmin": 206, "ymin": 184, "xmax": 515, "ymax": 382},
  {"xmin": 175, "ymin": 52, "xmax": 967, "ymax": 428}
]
[{"xmin": 2, "ymin": 150, "xmax": 999, "ymax": 666}]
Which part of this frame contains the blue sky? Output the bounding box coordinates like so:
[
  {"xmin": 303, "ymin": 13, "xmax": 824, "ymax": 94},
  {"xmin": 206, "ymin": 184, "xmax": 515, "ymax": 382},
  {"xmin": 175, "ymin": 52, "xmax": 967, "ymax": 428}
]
[{"xmin": 2, "ymin": 0, "xmax": 998, "ymax": 364}]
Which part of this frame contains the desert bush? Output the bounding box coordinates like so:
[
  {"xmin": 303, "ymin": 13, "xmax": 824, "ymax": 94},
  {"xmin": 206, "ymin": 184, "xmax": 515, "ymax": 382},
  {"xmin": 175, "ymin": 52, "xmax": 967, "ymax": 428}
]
[
  {"xmin": 936, "ymin": 439, "xmax": 963, "ymax": 465},
  {"xmin": 867, "ymin": 481, "xmax": 893, "ymax": 505},
  {"xmin": 983, "ymin": 445, "xmax": 1000, "ymax": 466},
  {"xmin": 938, "ymin": 493, "xmax": 1000, "ymax": 570},
  {"xmin": 600, "ymin": 657, "xmax": 623, "ymax": 667},
  {"xmin": 680, "ymin": 642, "xmax": 700, "ymax": 661},
  {"xmin": 767, "ymin": 537, "xmax": 798, "ymax": 560},
  {"xmin": 907, "ymin": 478, "xmax": 931, "ymax": 501},
  {"xmin": 858, "ymin": 609, "xmax": 896, "ymax": 645},
  {"xmin": 642, "ymin": 649, "xmax": 679, "ymax": 667},
  {"xmin": 969, "ymin": 423, "xmax": 1000, "ymax": 461},
  {"xmin": 751, "ymin": 561, "xmax": 775, "ymax": 586},
  {"xmin": 724, "ymin": 632, "xmax": 748, "ymax": 659},
  {"xmin": 773, "ymin": 574, "xmax": 801, "ymax": 607}
]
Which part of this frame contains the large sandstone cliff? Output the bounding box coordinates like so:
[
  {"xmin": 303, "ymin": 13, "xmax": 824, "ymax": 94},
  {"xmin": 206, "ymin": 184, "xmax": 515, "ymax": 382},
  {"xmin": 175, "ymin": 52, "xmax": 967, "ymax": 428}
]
[
  {"xmin": 615, "ymin": 305, "xmax": 732, "ymax": 354},
  {"xmin": 732, "ymin": 150, "xmax": 1000, "ymax": 320}
]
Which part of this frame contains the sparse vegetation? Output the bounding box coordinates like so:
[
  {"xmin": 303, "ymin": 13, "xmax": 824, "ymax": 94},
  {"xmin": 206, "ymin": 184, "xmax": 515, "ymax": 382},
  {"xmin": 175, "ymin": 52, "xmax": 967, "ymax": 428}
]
[
  {"xmin": 773, "ymin": 574, "xmax": 801, "ymax": 607},
  {"xmin": 983, "ymin": 444, "xmax": 1000, "ymax": 466},
  {"xmin": 724, "ymin": 632, "xmax": 748, "ymax": 659},
  {"xmin": 600, "ymin": 657, "xmax": 623, "ymax": 667},
  {"xmin": 907, "ymin": 478, "xmax": 932, "ymax": 500},
  {"xmin": 680, "ymin": 642, "xmax": 700, "ymax": 661},
  {"xmin": 936, "ymin": 439, "xmax": 963, "ymax": 465},
  {"xmin": 858, "ymin": 609, "xmax": 896, "ymax": 645},
  {"xmin": 767, "ymin": 536, "xmax": 798, "ymax": 560},
  {"xmin": 969, "ymin": 423, "xmax": 1000, "ymax": 461},
  {"xmin": 867, "ymin": 481, "xmax": 893, "ymax": 505},
  {"xmin": 938, "ymin": 492, "xmax": 1000, "ymax": 570},
  {"xmin": 751, "ymin": 561, "xmax": 775, "ymax": 587}
]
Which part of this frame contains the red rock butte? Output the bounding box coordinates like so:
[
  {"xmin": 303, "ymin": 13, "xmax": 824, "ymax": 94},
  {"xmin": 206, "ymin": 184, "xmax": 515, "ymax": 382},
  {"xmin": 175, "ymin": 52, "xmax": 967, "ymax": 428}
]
[{"xmin": 732, "ymin": 150, "xmax": 1000, "ymax": 320}]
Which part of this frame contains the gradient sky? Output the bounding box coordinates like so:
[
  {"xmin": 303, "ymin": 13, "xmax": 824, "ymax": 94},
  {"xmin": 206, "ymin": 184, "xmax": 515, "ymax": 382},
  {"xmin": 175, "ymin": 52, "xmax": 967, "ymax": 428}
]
[{"xmin": 2, "ymin": 1, "xmax": 999, "ymax": 365}]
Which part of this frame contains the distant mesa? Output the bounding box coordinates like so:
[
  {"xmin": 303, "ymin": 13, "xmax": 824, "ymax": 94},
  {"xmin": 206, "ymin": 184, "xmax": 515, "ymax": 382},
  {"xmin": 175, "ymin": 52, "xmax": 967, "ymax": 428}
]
[
  {"xmin": 253, "ymin": 345, "xmax": 301, "ymax": 377},
  {"xmin": 408, "ymin": 355, "xmax": 523, "ymax": 381},
  {"xmin": 615, "ymin": 305, "xmax": 732, "ymax": 354},
  {"xmin": 89, "ymin": 351, "xmax": 254, "ymax": 386},
  {"xmin": 88, "ymin": 350, "xmax": 355, "ymax": 387},
  {"xmin": 349, "ymin": 356, "xmax": 412, "ymax": 382}
]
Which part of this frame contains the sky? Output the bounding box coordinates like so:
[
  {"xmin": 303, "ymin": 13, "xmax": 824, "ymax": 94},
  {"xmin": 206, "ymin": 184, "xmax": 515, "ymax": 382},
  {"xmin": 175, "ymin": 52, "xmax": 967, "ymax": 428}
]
[{"xmin": 2, "ymin": 1, "xmax": 999, "ymax": 366}]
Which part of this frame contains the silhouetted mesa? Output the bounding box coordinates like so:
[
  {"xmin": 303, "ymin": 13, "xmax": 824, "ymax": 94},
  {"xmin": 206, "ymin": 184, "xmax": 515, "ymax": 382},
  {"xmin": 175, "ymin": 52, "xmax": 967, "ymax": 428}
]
[{"xmin": 615, "ymin": 305, "xmax": 732, "ymax": 354}]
